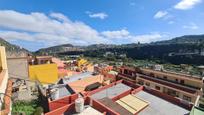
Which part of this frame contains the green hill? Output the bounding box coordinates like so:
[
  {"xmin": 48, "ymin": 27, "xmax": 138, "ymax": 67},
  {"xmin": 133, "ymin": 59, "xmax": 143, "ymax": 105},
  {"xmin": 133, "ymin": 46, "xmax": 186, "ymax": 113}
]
[
  {"xmin": 153, "ymin": 34, "xmax": 204, "ymax": 45},
  {"xmin": 35, "ymin": 44, "xmax": 84, "ymax": 55},
  {"xmin": 0, "ymin": 37, "xmax": 29, "ymax": 54}
]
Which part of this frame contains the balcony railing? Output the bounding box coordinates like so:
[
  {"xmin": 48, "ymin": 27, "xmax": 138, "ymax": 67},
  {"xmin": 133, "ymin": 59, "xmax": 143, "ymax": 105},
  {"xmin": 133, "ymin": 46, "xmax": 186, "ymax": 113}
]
[
  {"xmin": 117, "ymin": 73, "xmax": 136, "ymax": 83},
  {"xmin": 118, "ymin": 73, "xmax": 136, "ymax": 79},
  {"xmin": 143, "ymin": 73, "xmax": 201, "ymax": 90},
  {"xmin": 142, "ymin": 68, "xmax": 203, "ymax": 81},
  {"xmin": 137, "ymin": 74, "xmax": 198, "ymax": 94}
]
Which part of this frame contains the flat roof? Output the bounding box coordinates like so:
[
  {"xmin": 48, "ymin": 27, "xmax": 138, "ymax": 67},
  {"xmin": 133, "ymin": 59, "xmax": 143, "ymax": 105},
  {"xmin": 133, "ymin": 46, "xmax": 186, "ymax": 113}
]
[
  {"xmin": 68, "ymin": 75, "xmax": 103, "ymax": 93},
  {"xmin": 61, "ymin": 72, "xmax": 93, "ymax": 84},
  {"xmin": 133, "ymin": 91, "xmax": 190, "ymax": 115},
  {"xmin": 50, "ymin": 85, "xmax": 74, "ymax": 100},
  {"xmin": 91, "ymin": 83, "xmax": 131, "ymax": 100}
]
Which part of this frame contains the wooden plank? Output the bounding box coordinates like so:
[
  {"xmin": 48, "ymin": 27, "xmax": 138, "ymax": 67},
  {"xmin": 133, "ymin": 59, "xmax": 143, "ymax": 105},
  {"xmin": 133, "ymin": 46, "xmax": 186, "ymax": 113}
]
[{"xmin": 116, "ymin": 95, "xmax": 149, "ymax": 114}]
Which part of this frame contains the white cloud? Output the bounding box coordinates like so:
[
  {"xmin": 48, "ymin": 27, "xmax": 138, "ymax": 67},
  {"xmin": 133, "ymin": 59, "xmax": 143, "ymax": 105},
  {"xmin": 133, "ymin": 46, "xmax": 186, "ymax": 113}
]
[
  {"xmin": 101, "ymin": 29, "xmax": 130, "ymax": 39},
  {"xmin": 86, "ymin": 11, "xmax": 108, "ymax": 20},
  {"xmin": 0, "ymin": 10, "xmax": 166, "ymax": 50},
  {"xmin": 102, "ymin": 29, "xmax": 166, "ymax": 43},
  {"xmin": 168, "ymin": 21, "xmax": 175, "ymax": 24},
  {"xmin": 154, "ymin": 11, "xmax": 169, "ymax": 19},
  {"xmin": 174, "ymin": 0, "xmax": 202, "ymax": 10},
  {"xmin": 183, "ymin": 23, "xmax": 199, "ymax": 29},
  {"xmin": 50, "ymin": 12, "xmax": 70, "ymax": 22},
  {"xmin": 0, "ymin": 31, "xmax": 34, "ymax": 41},
  {"xmin": 0, "ymin": 10, "xmax": 108, "ymax": 46},
  {"xmin": 129, "ymin": 33, "xmax": 165, "ymax": 43}
]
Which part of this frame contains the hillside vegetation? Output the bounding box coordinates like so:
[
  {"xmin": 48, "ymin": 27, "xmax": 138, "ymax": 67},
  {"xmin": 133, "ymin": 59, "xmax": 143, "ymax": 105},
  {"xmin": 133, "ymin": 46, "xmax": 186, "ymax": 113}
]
[
  {"xmin": 56, "ymin": 35, "xmax": 204, "ymax": 65},
  {"xmin": 0, "ymin": 37, "xmax": 29, "ymax": 53}
]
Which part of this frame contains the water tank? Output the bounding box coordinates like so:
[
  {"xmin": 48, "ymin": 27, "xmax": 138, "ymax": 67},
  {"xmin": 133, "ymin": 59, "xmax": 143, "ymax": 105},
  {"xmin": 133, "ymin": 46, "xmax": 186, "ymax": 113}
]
[{"xmin": 75, "ymin": 98, "xmax": 84, "ymax": 113}]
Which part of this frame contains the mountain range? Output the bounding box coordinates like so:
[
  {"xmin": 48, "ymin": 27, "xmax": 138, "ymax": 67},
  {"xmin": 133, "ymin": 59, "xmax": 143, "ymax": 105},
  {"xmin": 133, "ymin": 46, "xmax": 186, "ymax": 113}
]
[
  {"xmin": 0, "ymin": 34, "xmax": 204, "ymax": 64},
  {"xmin": 0, "ymin": 37, "xmax": 29, "ymax": 57},
  {"xmin": 35, "ymin": 34, "xmax": 204, "ymax": 54}
]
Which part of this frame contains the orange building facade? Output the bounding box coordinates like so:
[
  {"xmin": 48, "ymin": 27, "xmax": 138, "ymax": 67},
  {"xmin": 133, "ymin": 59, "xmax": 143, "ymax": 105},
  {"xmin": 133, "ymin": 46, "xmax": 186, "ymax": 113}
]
[{"xmin": 118, "ymin": 66, "xmax": 204, "ymax": 104}]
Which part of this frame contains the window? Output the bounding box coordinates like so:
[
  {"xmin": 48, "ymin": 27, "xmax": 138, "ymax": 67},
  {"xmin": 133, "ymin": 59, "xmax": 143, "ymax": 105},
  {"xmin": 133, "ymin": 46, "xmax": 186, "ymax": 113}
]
[
  {"xmin": 145, "ymin": 82, "xmax": 150, "ymax": 86},
  {"xmin": 120, "ymin": 70, "xmax": 122, "ymax": 74},
  {"xmin": 163, "ymin": 76, "xmax": 167, "ymax": 79},
  {"xmin": 132, "ymin": 73, "xmax": 135, "ymax": 77},
  {"xmin": 167, "ymin": 89, "xmax": 178, "ymax": 97},
  {"xmin": 150, "ymin": 73, "xmax": 154, "ymax": 77},
  {"xmin": 129, "ymin": 71, "xmax": 133, "ymax": 76},
  {"xmin": 183, "ymin": 95, "xmax": 191, "ymax": 102},
  {"xmin": 180, "ymin": 80, "xmax": 184, "ymax": 84},
  {"xmin": 155, "ymin": 86, "xmax": 160, "ymax": 90},
  {"xmin": 40, "ymin": 60, "xmax": 44, "ymax": 64},
  {"xmin": 124, "ymin": 69, "xmax": 128, "ymax": 74},
  {"xmin": 138, "ymin": 80, "xmax": 144, "ymax": 85}
]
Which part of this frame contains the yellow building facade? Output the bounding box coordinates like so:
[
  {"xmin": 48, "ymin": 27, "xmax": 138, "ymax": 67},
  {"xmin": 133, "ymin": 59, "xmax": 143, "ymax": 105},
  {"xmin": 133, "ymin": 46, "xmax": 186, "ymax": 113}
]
[
  {"xmin": 0, "ymin": 46, "xmax": 8, "ymax": 70},
  {"xmin": 29, "ymin": 63, "xmax": 58, "ymax": 84},
  {"xmin": 77, "ymin": 58, "xmax": 88, "ymax": 67},
  {"xmin": 0, "ymin": 46, "xmax": 9, "ymax": 113}
]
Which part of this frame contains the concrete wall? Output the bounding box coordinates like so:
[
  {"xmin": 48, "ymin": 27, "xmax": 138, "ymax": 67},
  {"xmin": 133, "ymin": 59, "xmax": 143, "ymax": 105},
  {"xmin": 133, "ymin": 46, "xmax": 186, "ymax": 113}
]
[
  {"xmin": 7, "ymin": 58, "xmax": 29, "ymax": 79},
  {"xmin": 46, "ymin": 96, "xmax": 119, "ymax": 115},
  {"xmin": 49, "ymin": 94, "xmax": 78, "ymax": 111},
  {"xmin": 29, "ymin": 64, "xmax": 58, "ymax": 84}
]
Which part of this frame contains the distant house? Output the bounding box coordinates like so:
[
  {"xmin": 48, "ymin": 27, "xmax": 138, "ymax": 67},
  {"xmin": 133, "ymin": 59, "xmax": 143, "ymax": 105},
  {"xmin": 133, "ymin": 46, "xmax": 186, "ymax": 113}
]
[
  {"xmin": 28, "ymin": 56, "xmax": 58, "ymax": 84},
  {"xmin": 28, "ymin": 56, "xmax": 53, "ymax": 65}
]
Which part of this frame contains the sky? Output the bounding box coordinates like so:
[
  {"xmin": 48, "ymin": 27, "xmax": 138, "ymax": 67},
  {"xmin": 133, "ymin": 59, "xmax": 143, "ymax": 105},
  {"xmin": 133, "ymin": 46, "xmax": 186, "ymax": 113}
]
[{"xmin": 0, "ymin": 0, "xmax": 203, "ymax": 51}]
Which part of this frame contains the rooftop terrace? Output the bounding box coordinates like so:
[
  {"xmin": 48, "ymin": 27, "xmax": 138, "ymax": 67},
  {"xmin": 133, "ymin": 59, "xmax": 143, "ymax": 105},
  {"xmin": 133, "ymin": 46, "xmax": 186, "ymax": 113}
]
[{"xmin": 47, "ymin": 79, "xmax": 193, "ymax": 115}]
